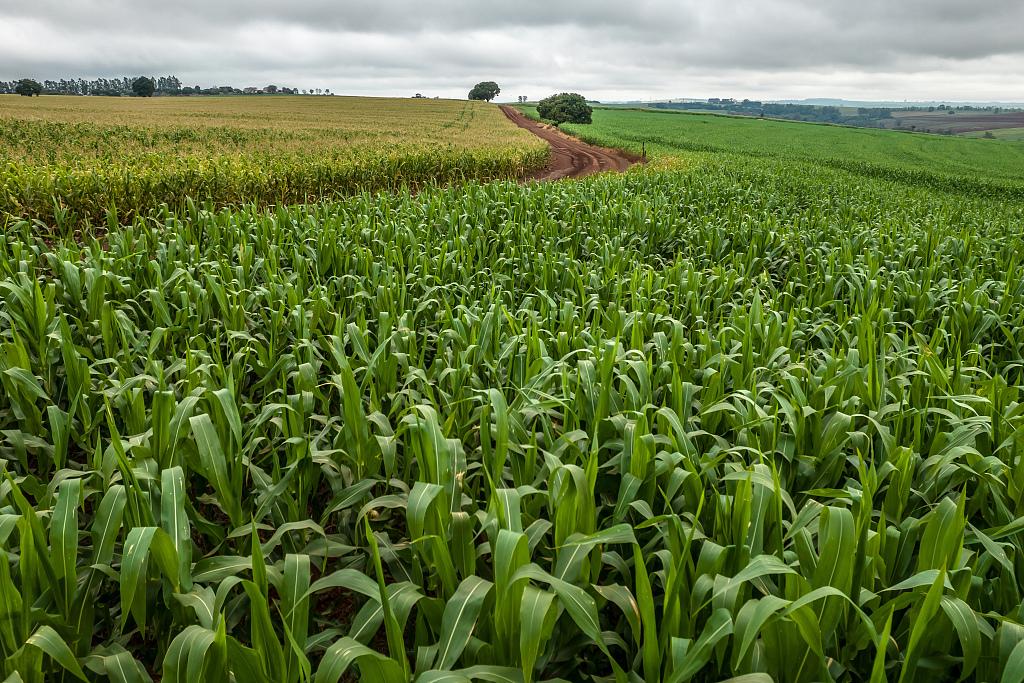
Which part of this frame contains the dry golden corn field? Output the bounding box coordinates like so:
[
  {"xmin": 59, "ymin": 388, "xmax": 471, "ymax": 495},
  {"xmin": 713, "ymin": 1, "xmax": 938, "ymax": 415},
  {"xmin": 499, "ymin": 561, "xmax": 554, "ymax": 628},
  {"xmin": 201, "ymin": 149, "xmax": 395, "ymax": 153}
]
[{"xmin": 0, "ymin": 95, "xmax": 548, "ymax": 228}]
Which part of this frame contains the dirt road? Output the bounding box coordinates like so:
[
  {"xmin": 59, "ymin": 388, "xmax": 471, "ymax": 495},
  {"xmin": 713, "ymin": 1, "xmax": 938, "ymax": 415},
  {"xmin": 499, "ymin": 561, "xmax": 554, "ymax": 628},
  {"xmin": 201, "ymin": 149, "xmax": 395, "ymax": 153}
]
[{"xmin": 500, "ymin": 106, "xmax": 639, "ymax": 181}]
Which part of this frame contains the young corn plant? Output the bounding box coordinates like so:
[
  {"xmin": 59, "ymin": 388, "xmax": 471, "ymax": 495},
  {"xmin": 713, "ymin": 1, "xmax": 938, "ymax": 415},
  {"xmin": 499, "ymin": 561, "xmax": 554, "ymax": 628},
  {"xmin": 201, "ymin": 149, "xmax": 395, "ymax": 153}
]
[{"xmin": 3, "ymin": 131, "xmax": 1024, "ymax": 682}]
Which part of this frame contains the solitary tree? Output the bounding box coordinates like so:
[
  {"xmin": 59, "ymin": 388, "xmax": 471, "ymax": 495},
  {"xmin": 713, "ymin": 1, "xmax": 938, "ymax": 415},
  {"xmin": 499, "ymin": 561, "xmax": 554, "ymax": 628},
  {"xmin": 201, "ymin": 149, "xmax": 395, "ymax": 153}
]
[
  {"xmin": 537, "ymin": 93, "xmax": 593, "ymax": 124},
  {"xmin": 14, "ymin": 79, "xmax": 43, "ymax": 97},
  {"xmin": 469, "ymin": 81, "xmax": 500, "ymax": 102},
  {"xmin": 131, "ymin": 77, "xmax": 155, "ymax": 97}
]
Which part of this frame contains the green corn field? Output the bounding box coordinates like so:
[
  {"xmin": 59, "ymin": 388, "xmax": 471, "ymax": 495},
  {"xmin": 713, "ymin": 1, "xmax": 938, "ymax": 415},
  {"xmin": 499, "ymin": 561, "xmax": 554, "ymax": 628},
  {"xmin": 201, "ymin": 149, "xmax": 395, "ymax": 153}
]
[{"xmin": 4, "ymin": 100, "xmax": 1024, "ymax": 682}]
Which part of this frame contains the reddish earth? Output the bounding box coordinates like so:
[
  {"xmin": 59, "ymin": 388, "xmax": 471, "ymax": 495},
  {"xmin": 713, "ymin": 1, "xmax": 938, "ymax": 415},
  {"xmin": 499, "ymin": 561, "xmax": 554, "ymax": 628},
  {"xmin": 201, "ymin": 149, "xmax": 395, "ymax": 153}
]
[{"xmin": 500, "ymin": 105, "xmax": 640, "ymax": 181}]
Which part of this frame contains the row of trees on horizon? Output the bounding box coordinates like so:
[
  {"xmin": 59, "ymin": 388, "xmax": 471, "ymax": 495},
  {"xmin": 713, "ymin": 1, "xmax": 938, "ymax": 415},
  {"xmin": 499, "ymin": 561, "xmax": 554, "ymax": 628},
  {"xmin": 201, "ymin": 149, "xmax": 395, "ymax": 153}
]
[{"xmin": 0, "ymin": 76, "xmax": 334, "ymax": 97}]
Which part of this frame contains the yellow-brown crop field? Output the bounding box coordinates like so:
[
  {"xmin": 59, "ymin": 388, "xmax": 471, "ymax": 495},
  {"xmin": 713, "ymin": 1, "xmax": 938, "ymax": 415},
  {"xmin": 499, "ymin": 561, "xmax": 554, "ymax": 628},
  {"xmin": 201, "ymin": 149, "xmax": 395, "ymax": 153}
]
[{"xmin": 0, "ymin": 95, "xmax": 548, "ymax": 227}]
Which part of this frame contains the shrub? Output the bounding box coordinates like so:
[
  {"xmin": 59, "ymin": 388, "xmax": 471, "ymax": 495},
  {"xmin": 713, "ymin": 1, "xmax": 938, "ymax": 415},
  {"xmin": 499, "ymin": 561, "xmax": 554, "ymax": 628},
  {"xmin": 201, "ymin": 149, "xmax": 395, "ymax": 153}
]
[
  {"xmin": 131, "ymin": 76, "xmax": 155, "ymax": 97},
  {"xmin": 537, "ymin": 93, "xmax": 592, "ymax": 124},
  {"xmin": 469, "ymin": 81, "xmax": 501, "ymax": 102},
  {"xmin": 14, "ymin": 79, "xmax": 42, "ymax": 97}
]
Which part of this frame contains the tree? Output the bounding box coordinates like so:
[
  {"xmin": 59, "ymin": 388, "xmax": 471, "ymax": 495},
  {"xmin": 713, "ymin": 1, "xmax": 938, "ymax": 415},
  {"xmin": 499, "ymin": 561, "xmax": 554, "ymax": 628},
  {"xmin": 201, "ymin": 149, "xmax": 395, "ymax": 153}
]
[
  {"xmin": 14, "ymin": 79, "xmax": 43, "ymax": 97},
  {"xmin": 469, "ymin": 81, "xmax": 500, "ymax": 102},
  {"xmin": 131, "ymin": 76, "xmax": 155, "ymax": 97},
  {"xmin": 537, "ymin": 93, "xmax": 593, "ymax": 124}
]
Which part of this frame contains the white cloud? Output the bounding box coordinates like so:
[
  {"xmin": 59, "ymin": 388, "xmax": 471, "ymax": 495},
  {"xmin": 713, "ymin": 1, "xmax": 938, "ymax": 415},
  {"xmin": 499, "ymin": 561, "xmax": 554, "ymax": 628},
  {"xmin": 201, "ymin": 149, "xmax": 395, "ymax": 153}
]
[{"xmin": 1, "ymin": 0, "xmax": 1022, "ymax": 101}]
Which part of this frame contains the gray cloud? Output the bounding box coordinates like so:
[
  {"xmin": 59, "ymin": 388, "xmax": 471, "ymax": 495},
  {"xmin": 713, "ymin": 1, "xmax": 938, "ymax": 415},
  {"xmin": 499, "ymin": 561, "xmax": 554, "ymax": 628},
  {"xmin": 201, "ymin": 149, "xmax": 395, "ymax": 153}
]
[{"xmin": 1, "ymin": 1, "xmax": 1022, "ymax": 101}]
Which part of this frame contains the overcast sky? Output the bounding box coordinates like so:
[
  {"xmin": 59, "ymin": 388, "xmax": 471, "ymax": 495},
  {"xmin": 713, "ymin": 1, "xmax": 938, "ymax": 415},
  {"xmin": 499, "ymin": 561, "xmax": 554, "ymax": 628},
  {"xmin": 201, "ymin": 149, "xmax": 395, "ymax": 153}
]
[{"xmin": 2, "ymin": 0, "xmax": 1023, "ymax": 102}]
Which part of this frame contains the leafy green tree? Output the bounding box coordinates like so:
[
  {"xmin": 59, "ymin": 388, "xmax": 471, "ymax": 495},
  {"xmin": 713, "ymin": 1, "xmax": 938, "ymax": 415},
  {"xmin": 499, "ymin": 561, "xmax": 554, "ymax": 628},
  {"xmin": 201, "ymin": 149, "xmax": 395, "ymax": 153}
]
[
  {"xmin": 131, "ymin": 77, "xmax": 155, "ymax": 97},
  {"xmin": 537, "ymin": 93, "xmax": 593, "ymax": 124},
  {"xmin": 468, "ymin": 81, "xmax": 500, "ymax": 102},
  {"xmin": 14, "ymin": 79, "xmax": 43, "ymax": 97}
]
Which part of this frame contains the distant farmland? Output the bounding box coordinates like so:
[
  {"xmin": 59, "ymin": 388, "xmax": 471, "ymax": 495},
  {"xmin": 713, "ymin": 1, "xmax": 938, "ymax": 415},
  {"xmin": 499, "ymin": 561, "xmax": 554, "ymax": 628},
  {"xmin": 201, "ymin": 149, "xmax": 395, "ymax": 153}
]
[
  {"xmin": 889, "ymin": 109, "xmax": 1024, "ymax": 134},
  {"xmin": 964, "ymin": 126, "xmax": 1024, "ymax": 141}
]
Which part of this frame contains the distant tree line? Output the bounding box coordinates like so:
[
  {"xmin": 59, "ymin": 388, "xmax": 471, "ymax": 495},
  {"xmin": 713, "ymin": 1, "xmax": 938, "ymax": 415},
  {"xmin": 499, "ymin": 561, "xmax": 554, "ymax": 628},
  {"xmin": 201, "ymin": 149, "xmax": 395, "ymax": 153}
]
[
  {"xmin": 650, "ymin": 100, "xmax": 848, "ymax": 122},
  {"xmin": 648, "ymin": 99, "xmax": 897, "ymax": 128},
  {"xmin": 929, "ymin": 104, "xmax": 1011, "ymax": 113},
  {"xmin": 842, "ymin": 107, "xmax": 897, "ymax": 128},
  {"xmin": 0, "ymin": 76, "xmax": 182, "ymax": 96},
  {"xmin": 0, "ymin": 75, "xmax": 324, "ymax": 97}
]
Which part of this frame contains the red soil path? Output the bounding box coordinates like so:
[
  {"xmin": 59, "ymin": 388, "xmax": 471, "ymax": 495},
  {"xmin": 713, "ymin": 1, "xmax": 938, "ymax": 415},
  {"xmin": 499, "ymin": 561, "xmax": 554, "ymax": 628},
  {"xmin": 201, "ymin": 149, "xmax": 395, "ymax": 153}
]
[{"xmin": 499, "ymin": 105, "xmax": 639, "ymax": 181}]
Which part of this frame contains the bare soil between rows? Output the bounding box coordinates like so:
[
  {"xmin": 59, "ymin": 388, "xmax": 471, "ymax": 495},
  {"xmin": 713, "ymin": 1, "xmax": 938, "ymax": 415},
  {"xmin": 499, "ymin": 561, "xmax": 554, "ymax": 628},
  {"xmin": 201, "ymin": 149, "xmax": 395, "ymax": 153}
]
[{"xmin": 500, "ymin": 105, "xmax": 641, "ymax": 181}]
